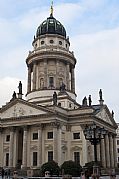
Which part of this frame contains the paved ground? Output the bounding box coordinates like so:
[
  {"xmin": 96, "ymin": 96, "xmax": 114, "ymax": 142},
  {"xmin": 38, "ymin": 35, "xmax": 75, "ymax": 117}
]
[{"xmin": 1, "ymin": 176, "xmax": 119, "ymax": 179}]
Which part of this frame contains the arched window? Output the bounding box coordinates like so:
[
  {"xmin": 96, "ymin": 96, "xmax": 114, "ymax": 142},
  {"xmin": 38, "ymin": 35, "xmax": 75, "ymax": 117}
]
[{"xmin": 49, "ymin": 77, "xmax": 54, "ymax": 87}]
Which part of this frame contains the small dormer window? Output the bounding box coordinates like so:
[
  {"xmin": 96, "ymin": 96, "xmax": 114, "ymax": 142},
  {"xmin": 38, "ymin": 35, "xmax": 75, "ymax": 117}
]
[
  {"xmin": 50, "ymin": 40, "xmax": 54, "ymax": 44},
  {"xmin": 41, "ymin": 40, "xmax": 44, "ymax": 45}
]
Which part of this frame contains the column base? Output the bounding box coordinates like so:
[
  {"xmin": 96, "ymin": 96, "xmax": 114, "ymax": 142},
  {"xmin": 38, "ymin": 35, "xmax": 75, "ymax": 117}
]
[{"xmin": 93, "ymin": 165, "xmax": 100, "ymax": 176}]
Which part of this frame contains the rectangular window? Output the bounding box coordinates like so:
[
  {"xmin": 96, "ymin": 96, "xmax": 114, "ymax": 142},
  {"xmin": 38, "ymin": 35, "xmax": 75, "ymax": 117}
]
[
  {"xmin": 6, "ymin": 153, "xmax": 9, "ymax": 166},
  {"xmin": 48, "ymin": 151, "xmax": 53, "ymax": 161},
  {"xmin": 117, "ymin": 140, "xmax": 119, "ymax": 145},
  {"xmin": 33, "ymin": 133, "xmax": 38, "ymax": 140},
  {"xmin": 117, "ymin": 148, "xmax": 119, "ymax": 153},
  {"xmin": 47, "ymin": 132, "xmax": 53, "ymax": 139},
  {"xmin": 73, "ymin": 132, "xmax": 80, "ymax": 139},
  {"xmin": 33, "ymin": 152, "xmax": 37, "ymax": 166},
  {"xmin": 74, "ymin": 152, "xmax": 80, "ymax": 164},
  {"xmin": 6, "ymin": 135, "xmax": 10, "ymax": 142},
  {"xmin": 49, "ymin": 77, "xmax": 54, "ymax": 87}
]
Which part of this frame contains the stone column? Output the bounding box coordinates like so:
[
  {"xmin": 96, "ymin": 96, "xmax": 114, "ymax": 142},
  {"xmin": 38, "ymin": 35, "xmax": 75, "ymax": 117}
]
[
  {"xmin": 109, "ymin": 134, "xmax": 114, "ymax": 168},
  {"xmin": 53, "ymin": 123, "xmax": 58, "ymax": 162},
  {"xmin": 33, "ymin": 62, "xmax": 37, "ymax": 90},
  {"xmin": 38, "ymin": 125, "xmax": 42, "ymax": 167},
  {"xmin": 22, "ymin": 126, "xmax": 28, "ymax": 168},
  {"xmin": 97, "ymin": 143, "xmax": 100, "ymax": 162},
  {"xmin": 27, "ymin": 66, "xmax": 31, "ymax": 93},
  {"xmin": 113, "ymin": 135, "xmax": 117, "ymax": 168},
  {"xmin": 66, "ymin": 63, "xmax": 70, "ymax": 90},
  {"xmin": 100, "ymin": 138, "xmax": 106, "ymax": 168},
  {"xmin": 44, "ymin": 59, "xmax": 47, "ymax": 88},
  {"xmin": 105, "ymin": 134, "xmax": 110, "ymax": 168},
  {"xmin": 71, "ymin": 66, "xmax": 75, "ymax": 93},
  {"xmin": 56, "ymin": 60, "xmax": 59, "ymax": 88},
  {"xmin": 9, "ymin": 127, "xmax": 14, "ymax": 167},
  {"xmin": 66, "ymin": 125, "xmax": 71, "ymax": 161},
  {"xmin": 13, "ymin": 127, "xmax": 17, "ymax": 168},
  {"xmin": 57, "ymin": 127, "xmax": 62, "ymax": 165}
]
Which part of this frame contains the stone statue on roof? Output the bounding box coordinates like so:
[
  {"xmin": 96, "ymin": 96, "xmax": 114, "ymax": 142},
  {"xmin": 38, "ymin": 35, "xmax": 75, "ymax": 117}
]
[
  {"xmin": 12, "ymin": 91, "xmax": 16, "ymax": 100},
  {"xmin": 53, "ymin": 91, "xmax": 57, "ymax": 105},
  {"xmin": 82, "ymin": 96, "xmax": 87, "ymax": 106},
  {"xmin": 60, "ymin": 82, "xmax": 66, "ymax": 92},
  {"xmin": 18, "ymin": 81, "xmax": 22, "ymax": 95},
  {"xmin": 99, "ymin": 89, "xmax": 103, "ymax": 100},
  {"xmin": 88, "ymin": 95, "xmax": 92, "ymax": 106}
]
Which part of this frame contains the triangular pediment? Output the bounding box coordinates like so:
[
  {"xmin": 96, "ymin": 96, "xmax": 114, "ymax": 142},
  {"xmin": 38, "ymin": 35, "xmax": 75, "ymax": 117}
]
[
  {"xmin": 95, "ymin": 106, "xmax": 113, "ymax": 125},
  {"xmin": 0, "ymin": 99, "xmax": 50, "ymax": 119}
]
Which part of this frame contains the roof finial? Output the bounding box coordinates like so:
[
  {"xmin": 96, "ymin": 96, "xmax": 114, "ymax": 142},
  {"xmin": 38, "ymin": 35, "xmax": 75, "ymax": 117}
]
[
  {"xmin": 99, "ymin": 89, "xmax": 104, "ymax": 105},
  {"xmin": 50, "ymin": 0, "xmax": 53, "ymax": 17}
]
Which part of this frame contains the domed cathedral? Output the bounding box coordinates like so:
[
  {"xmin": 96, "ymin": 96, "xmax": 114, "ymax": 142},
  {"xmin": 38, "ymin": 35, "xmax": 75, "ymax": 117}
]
[
  {"xmin": 26, "ymin": 6, "xmax": 77, "ymax": 109},
  {"xmin": 0, "ymin": 3, "xmax": 117, "ymax": 175}
]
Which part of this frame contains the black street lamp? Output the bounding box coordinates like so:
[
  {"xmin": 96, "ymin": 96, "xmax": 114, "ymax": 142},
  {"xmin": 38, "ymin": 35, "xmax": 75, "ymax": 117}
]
[{"xmin": 83, "ymin": 123, "xmax": 107, "ymax": 176}]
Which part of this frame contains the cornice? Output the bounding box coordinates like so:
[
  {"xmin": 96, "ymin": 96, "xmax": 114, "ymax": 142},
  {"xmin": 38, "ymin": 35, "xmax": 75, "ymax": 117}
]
[{"xmin": 26, "ymin": 50, "xmax": 76, "ymax": 66}]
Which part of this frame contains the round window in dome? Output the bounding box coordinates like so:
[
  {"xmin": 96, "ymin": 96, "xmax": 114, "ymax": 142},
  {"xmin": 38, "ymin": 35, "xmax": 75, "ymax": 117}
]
[
  {"xmin": 59, "ymin": 41, "xmax": 62, "ymax": 45},
  {"xmin": 41, "ymin": 40, "xmax": 44, "ymax": 45},
  {"xmin": 50, "ymin": 39, "xmax": 54, "ymax": 44}
]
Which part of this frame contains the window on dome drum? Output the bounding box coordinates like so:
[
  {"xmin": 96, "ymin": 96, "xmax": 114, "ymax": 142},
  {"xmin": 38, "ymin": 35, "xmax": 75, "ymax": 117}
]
[
  {"xmin": 49, "ymin": 77, "xmax": 54, "ymax": 87},
  {"xmin": 6, "ymin": 153, "xmax": 9, "ymax": 166},
  {"xmin": 117, "ymin": 148, "xmax": 119, "ymax": 153},
  {"xmin": 73, "ymin": 132, "xmax": 80, "ymax": 139},
  {"xmin": 33, "ymin": 152, "xmax": 37, "ymax": 166},
  {"xmin": 33, "ymin": 133, "xmax": 38, "ymax": 140},
  {"xmin": 74, "ymin": 152, "xmax": 80, "ymax": 164},
  {"xmin": 59, "ymin": 41, "xmax": 62, "ymax": 45},
  {"xmin": 47, "ymin": 132, "xmax": 53, "ymax": 139},
  {"xmin": 41, "ymin": 40, "xmax": 44, "ymax": 45},
  {"xmin": 48, "ymin": 151, "xmax": 53, "ymax": 161},
  {"xmin": 50, "ymin": 39, "xmax": 54, "ymax": 44},
  {"xmin": 117, "ymin": 140, "xmax": 119, "ymax": 145},
  {"xmin": 66, "ymin": 44, "xmax": 67, "ymax": 48},
  {"xmin": 118, "ymin": 157, "xmax": 119, "ymax": 162},
  {"xmin": 6, "ymin": 135, "xmax": 10, "ymax": 142}
]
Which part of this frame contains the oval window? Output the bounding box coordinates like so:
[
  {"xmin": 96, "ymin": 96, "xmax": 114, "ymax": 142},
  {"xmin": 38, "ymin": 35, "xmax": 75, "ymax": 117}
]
[
  {"xmin": 59, "ymin": 41, "xmax": 62, "ymax": 45},
  {"xmin": 41, "ymin": 40, "xmax": 44, "ymax": 45},
  {"xmin": 50, "ymin": 39, "xmax": 54, "ymax": 44}
]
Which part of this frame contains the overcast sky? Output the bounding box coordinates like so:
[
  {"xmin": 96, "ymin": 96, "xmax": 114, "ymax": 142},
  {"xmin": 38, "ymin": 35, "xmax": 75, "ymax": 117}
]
[{"xmin": 0, "ymin": 0, "xmax": 119, "ymax": 122}]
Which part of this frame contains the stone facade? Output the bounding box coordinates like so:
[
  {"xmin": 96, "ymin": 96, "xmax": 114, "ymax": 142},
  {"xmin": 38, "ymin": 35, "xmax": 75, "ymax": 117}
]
[{"xmin": 0, "ymin": 11, "xmax": 117, "ymax": 172}]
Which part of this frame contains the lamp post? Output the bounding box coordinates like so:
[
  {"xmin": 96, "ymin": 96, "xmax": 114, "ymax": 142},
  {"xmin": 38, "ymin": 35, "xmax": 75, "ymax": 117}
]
[{"xmin": 83, "ymin": 123, "xmax": 107, "ymax": 177}]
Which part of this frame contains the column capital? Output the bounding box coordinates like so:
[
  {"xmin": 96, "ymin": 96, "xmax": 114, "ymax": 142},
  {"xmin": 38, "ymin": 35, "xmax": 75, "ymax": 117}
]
[
  {"xmin": 9, "ymin": 126, "xmax": 16, "ymax": 132},
  {"xmin": 22, "ymin": 125, "xmax": 29, "ymax": 131},
  {"xmin": 51, "ymin": 121, "xmax": 61, "ymax": 129},
  {"xmin": 66, "ymin": 125, "xmax": 71, "ymax": 132},
  {"xmin": 33, "ymin": 123, "xmax": 44, "ymax": 130},
  {"xmin": 0, "ymin": 127, "xmax": 3, "ymax": 133}
]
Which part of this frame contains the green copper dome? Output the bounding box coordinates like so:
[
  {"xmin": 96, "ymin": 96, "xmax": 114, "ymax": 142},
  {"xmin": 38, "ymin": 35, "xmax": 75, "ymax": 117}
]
[{"xmin": 36, "ymin": 15, "xmax": 66, "ymax": 38}]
